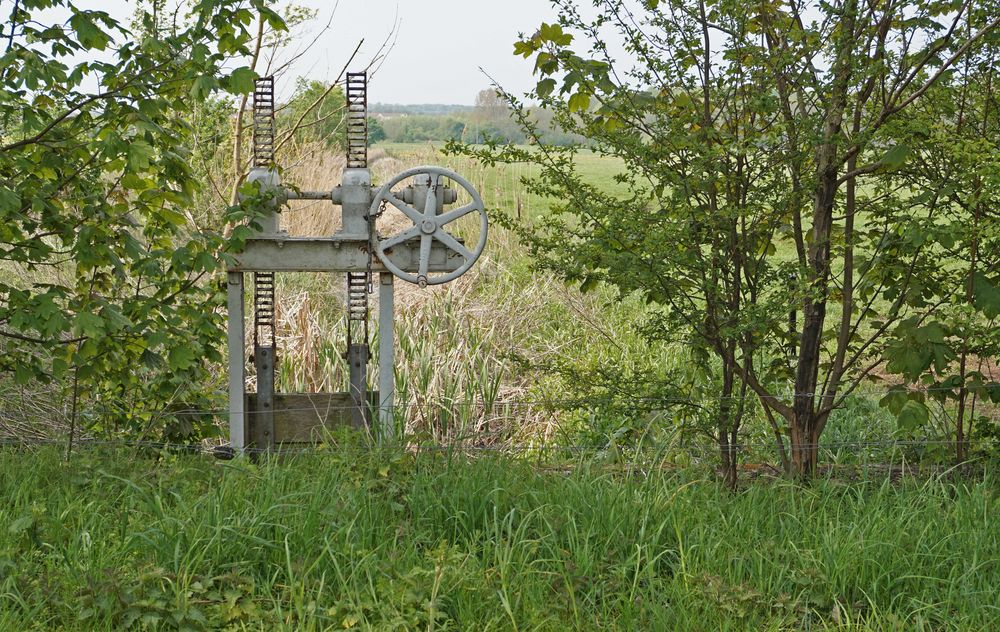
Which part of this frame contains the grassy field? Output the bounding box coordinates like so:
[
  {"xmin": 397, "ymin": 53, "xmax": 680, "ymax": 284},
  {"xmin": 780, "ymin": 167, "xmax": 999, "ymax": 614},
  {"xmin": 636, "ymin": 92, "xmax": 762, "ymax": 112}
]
[{"xmin": 1, "ymin": 447, "xmax": 998, "ymax": 630}]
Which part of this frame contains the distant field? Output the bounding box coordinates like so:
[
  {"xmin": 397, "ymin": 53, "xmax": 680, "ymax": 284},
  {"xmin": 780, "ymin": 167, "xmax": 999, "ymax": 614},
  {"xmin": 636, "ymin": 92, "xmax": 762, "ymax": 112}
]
[
  {"xmin": 1, "ymin": 447, "xmax": 997, "ymax": 631},
  {"xmin": 374, "ymin": 142, "xmax": 630, "ymax": 219}
]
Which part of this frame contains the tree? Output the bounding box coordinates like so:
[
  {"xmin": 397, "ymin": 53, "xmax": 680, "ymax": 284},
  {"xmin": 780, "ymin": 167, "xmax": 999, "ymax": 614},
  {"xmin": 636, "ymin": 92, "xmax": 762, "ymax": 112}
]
[
  {"xmin": 455, "ymin": 0, "xmax": 1000, "ymax": 478},
  {"xmin": 0, "ymin": 0, "xmax": 283, "ymax": 443},
  {"xmin": 279, "ymin": 79, "xmax": 347, "ymax": 150},
  {"xmin": 474, "ymin": 88, "xmax": 510, "ymax": 123},
  {"xmin": 367, "ymin": 116, "xmax": 386, "ymax": 145}
]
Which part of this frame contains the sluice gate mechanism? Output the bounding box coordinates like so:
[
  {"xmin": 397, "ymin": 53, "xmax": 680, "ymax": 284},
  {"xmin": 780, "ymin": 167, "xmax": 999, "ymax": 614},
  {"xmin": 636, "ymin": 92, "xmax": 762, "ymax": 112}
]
[{"xmin": 226, "ymin": 72, "xmax": 488, "ymax": 452}]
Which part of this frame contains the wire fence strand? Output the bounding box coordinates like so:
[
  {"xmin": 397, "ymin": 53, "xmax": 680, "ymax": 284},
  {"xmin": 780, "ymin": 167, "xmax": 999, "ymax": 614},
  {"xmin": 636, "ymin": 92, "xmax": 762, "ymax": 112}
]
[{"xmin": 1, "ymin": 391, "xmax": 996, "ymax": 466}]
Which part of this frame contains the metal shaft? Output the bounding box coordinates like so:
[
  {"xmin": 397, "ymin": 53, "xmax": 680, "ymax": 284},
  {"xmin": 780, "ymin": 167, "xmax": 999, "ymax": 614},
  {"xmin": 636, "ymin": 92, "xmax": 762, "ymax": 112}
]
[
  {"xmin": 227, "ymin": 272, "xmax": 246, "ymax": 452},
  {"xmin": 378, "ymin": 273, "xmax": 395, "ymax": 441},
  {"xmin": 346, "ymin": 72, "xmax": 368, "ymax": 169}
]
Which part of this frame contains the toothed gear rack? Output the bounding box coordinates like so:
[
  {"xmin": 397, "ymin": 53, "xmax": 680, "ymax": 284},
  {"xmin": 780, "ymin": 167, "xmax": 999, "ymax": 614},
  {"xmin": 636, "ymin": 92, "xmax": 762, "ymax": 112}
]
[{"xmin": 226, "ymin": 72, "xmax": 488, "ymax": 452}]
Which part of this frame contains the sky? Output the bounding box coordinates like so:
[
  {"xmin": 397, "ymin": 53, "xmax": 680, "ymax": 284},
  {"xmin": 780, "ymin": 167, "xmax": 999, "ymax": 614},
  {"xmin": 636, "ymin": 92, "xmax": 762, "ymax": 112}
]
[
  {"xmin": 52, "ymin": 0, "xmax": 562, "ymax": 105},
  {"xmin": 281, "ymin": 0, "xmax": 560, "ymax": 104}
]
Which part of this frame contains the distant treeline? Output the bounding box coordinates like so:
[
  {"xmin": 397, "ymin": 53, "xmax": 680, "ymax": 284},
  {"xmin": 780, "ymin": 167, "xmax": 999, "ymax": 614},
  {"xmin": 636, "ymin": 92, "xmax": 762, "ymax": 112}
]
[
  {"xmin": 373, "ymin": 90, "xmax": 585, "ymax": 146},
  {"xmin": 377, "ymin": 111, "xmax": 584, "ymax": 146},
  {"xmin": 370, "ymin": 103, "xmax": 475, "ymax": 116},
  {"xmin": 276, "ymin": 84, "xmax": 584, "ymax": 148}
]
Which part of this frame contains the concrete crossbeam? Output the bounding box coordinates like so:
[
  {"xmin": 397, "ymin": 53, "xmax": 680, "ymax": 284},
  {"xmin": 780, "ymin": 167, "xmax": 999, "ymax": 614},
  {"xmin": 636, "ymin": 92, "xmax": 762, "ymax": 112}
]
[{"xmin": 228, "ymin": 236, "xmax": 464, "ymax": 273}]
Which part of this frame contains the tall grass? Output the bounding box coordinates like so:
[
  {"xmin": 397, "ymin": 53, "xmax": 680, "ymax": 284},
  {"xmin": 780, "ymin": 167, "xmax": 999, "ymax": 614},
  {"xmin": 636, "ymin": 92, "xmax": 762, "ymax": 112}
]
[{"xmin": 1, "ymin": 447, "xmax": 997, "ymax": 630}]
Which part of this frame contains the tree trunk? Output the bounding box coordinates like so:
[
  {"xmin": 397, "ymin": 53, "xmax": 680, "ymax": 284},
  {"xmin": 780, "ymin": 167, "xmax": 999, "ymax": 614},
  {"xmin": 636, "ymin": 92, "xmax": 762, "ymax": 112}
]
[
  {"xmin": 790, "ymin": 166, "xmax": 837, "ymax": 479},
  {"xmin": 719, "ymin": 433, "xmax": 738, "ymax": 490},
  {"xmin": 787, "ymin": 0, "xmax": 858, "ymax": 479},
  {"xmin": 789, "ymin": 414, "xmax": 820, "ymax": 479},
  {"xmin": 718, "ymin": 354, "xmax": 739, "ymax": 489}
]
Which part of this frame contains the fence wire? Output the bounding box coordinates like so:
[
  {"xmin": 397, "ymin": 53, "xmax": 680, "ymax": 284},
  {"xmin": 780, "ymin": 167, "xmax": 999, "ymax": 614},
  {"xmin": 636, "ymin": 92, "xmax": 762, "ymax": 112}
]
[
  {"xmin": 1, "ymin": 383, "xmax": 996, "ymax": 419},
  {"xmin": 1, "ymin": 390, "xmax": 996, "ymax": 469}
]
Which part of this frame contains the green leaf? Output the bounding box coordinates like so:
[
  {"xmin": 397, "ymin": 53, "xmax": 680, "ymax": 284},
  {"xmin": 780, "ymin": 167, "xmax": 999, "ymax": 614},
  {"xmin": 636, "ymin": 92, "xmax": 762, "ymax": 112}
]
[
  {"xmin": 14, "ymin": 364, "xmax": 34, "ymax": 385},
  {"xmin": 514, "ymin": 40, "xmax": 538, "ymax": 59},
  {"xmin": 931, "ymin": 344, "xmax": 954, "ymax": 374},
  {"xmin": 168, "ymin": 345, "xmax": 196, "ymax": 371},
  {"xmin": 536, "ymin": 78, "xmax": 557, "ymax": 98},
  {"xmin": 100, "ymin": 305, "xmax": 133, "ymax": 332},
  {"xmin": 538, "ymin": 23, "xmax": 573, "ymax": 47},
  {"xmin": 988, "ymin": 382, "xmax": 1000, "ymax": 404},
  {"xmin": 972, "ymin": 272, "xmax": 1000, "ymax": 318},
  {"xmin": 896, "ymin": 399, "xmax": 929, "ymax": 431},
  {"xmin": 879, "ymin": 386, "xmax": 909, "ymax": 415},
  {"xmin": 0, "ymin": 187, "xmax": 21, "ymax": 215},
  {"xmin": 879, "ymin": 144, "xmax": 911, "ymax": 170},
  {"xmin": 127, "ymin": 141, "xmax": 155, "ymax": 171},
  {"xmin": 914, "ymin": 322, "xmax": 945, "ymax": 344},
  {"xmin": 602, "ymin": 115, "xmax": 624, "ymax": 133},
  {"xmin": 568, "ymin": 92, "xmax": 591, "ymax": 113},
  {"xmin": 69, "ymin": 12, "xmax": 111, "ymax": 51},
  {"xmin": 226, "ymin": 67, "xmax": 256, "ymax": 94},
  {"xmin": 8, "ymin": 515, "xmax": 33, "ymax": 535},
  {"xmin": 190, "ymin": 75, "xmax": 219, "ymax": 101},
  {"xmin": 73, "ymin": 312, "xmax": 104, "ymax": 338},
  {"xmin": 885, "ymin": 344, "xmax": 929, "ymax": 381}
]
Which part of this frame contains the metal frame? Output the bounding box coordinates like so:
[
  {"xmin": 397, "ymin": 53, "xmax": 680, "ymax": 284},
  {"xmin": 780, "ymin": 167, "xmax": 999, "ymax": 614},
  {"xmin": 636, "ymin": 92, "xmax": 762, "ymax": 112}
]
[{"xmin": 226, "ymin": 72, "xmax": 484, "ymax": 453}]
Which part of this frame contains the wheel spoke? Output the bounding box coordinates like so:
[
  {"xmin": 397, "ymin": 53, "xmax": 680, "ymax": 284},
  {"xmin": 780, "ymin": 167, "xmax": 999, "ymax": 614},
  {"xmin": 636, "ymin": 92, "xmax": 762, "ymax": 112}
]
[
  {"xmin": 423, "ymin": 180, "xmax": 438, "ymax": 218},
  {"xmin": 378, "ymin": 226, "xmax": 420, "ymax": 252},
  {"xmin": 433, "ymin": 229, "xmax": 473, "ymax": 260},
  {"xmin": 385, "ymin": 192, "xmax": 423, "ymax": 223},
  {"xmin": 418, "ymin": 233, "xmax": 432, "ymax": 278},
  {"xmin": 437, "ymin": 202, "xmax": 480, "ymax": 226}
]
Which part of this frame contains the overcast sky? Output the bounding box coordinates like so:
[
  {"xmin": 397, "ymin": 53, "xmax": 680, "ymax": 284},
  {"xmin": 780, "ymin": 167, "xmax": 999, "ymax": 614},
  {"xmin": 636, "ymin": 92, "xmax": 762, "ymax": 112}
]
[
  {"xmin": 284, "ymin": 0, "xmax": 560, "ymax": 104},
  {"xmin": 56, "ymin": 0, "xmax": 561, "ymax": 105}
]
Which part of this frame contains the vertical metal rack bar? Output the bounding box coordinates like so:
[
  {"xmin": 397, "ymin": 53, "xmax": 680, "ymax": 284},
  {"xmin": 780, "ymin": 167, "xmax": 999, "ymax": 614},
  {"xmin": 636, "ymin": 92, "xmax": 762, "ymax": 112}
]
[
  {"xmin": 345, "ymin": 72, "xmax": 371, "ymax": 428},
  {"xmin": 251, "ymin": 76, "xmax": 278, "ymax": 449}
]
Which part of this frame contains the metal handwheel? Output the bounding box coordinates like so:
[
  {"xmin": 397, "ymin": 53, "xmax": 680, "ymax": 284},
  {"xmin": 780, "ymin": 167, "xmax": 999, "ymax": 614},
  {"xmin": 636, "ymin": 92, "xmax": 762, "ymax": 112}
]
[{"xmin": 370, "ymin": 166, "xmax": 488, "ymax": 287}]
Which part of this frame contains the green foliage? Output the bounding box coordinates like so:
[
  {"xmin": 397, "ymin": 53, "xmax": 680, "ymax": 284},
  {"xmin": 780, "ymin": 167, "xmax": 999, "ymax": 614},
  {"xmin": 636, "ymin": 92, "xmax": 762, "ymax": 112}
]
[
  {"xmin": 873, "ymin": 52, "xmax": 1000, "ymax": 449},
  {"xmin": 279, "ymin": 78, "xmax": 347, "ymax": 150},
  {"xmin": 973, "ymin": 272, "xmax": 1000, "ymax": 318},
  {"xmin": 381, "ymin": 114, "xmax": 468, "ymax": 143},
  {"xmin": 0, "ymin": 1, "xmax": 286, "ymax": 440}
]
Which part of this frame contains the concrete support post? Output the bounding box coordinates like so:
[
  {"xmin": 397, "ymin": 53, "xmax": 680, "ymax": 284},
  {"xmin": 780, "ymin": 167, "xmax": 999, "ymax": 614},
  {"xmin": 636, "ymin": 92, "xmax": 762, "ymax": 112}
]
[
  {"xmin": 253, "ymin": 346, "xmax": 275, "ymax": 451},
  {"xmin": 378, "ymin": 273, "xmax": 395, "ymax": 441},
  {"xmin": 347, "ymin": 343, "xmax": 369, "ymax": 430},
  {"xmin": 227, "ymin": 272, "xmax": 246, "ymax": 451}
]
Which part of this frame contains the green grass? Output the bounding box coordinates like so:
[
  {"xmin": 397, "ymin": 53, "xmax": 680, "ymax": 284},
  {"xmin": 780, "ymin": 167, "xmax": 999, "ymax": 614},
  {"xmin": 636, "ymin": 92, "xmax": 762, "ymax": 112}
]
[{"xmin": 2, "ymin": 447, "xmax": 998, "ymax": 630}]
